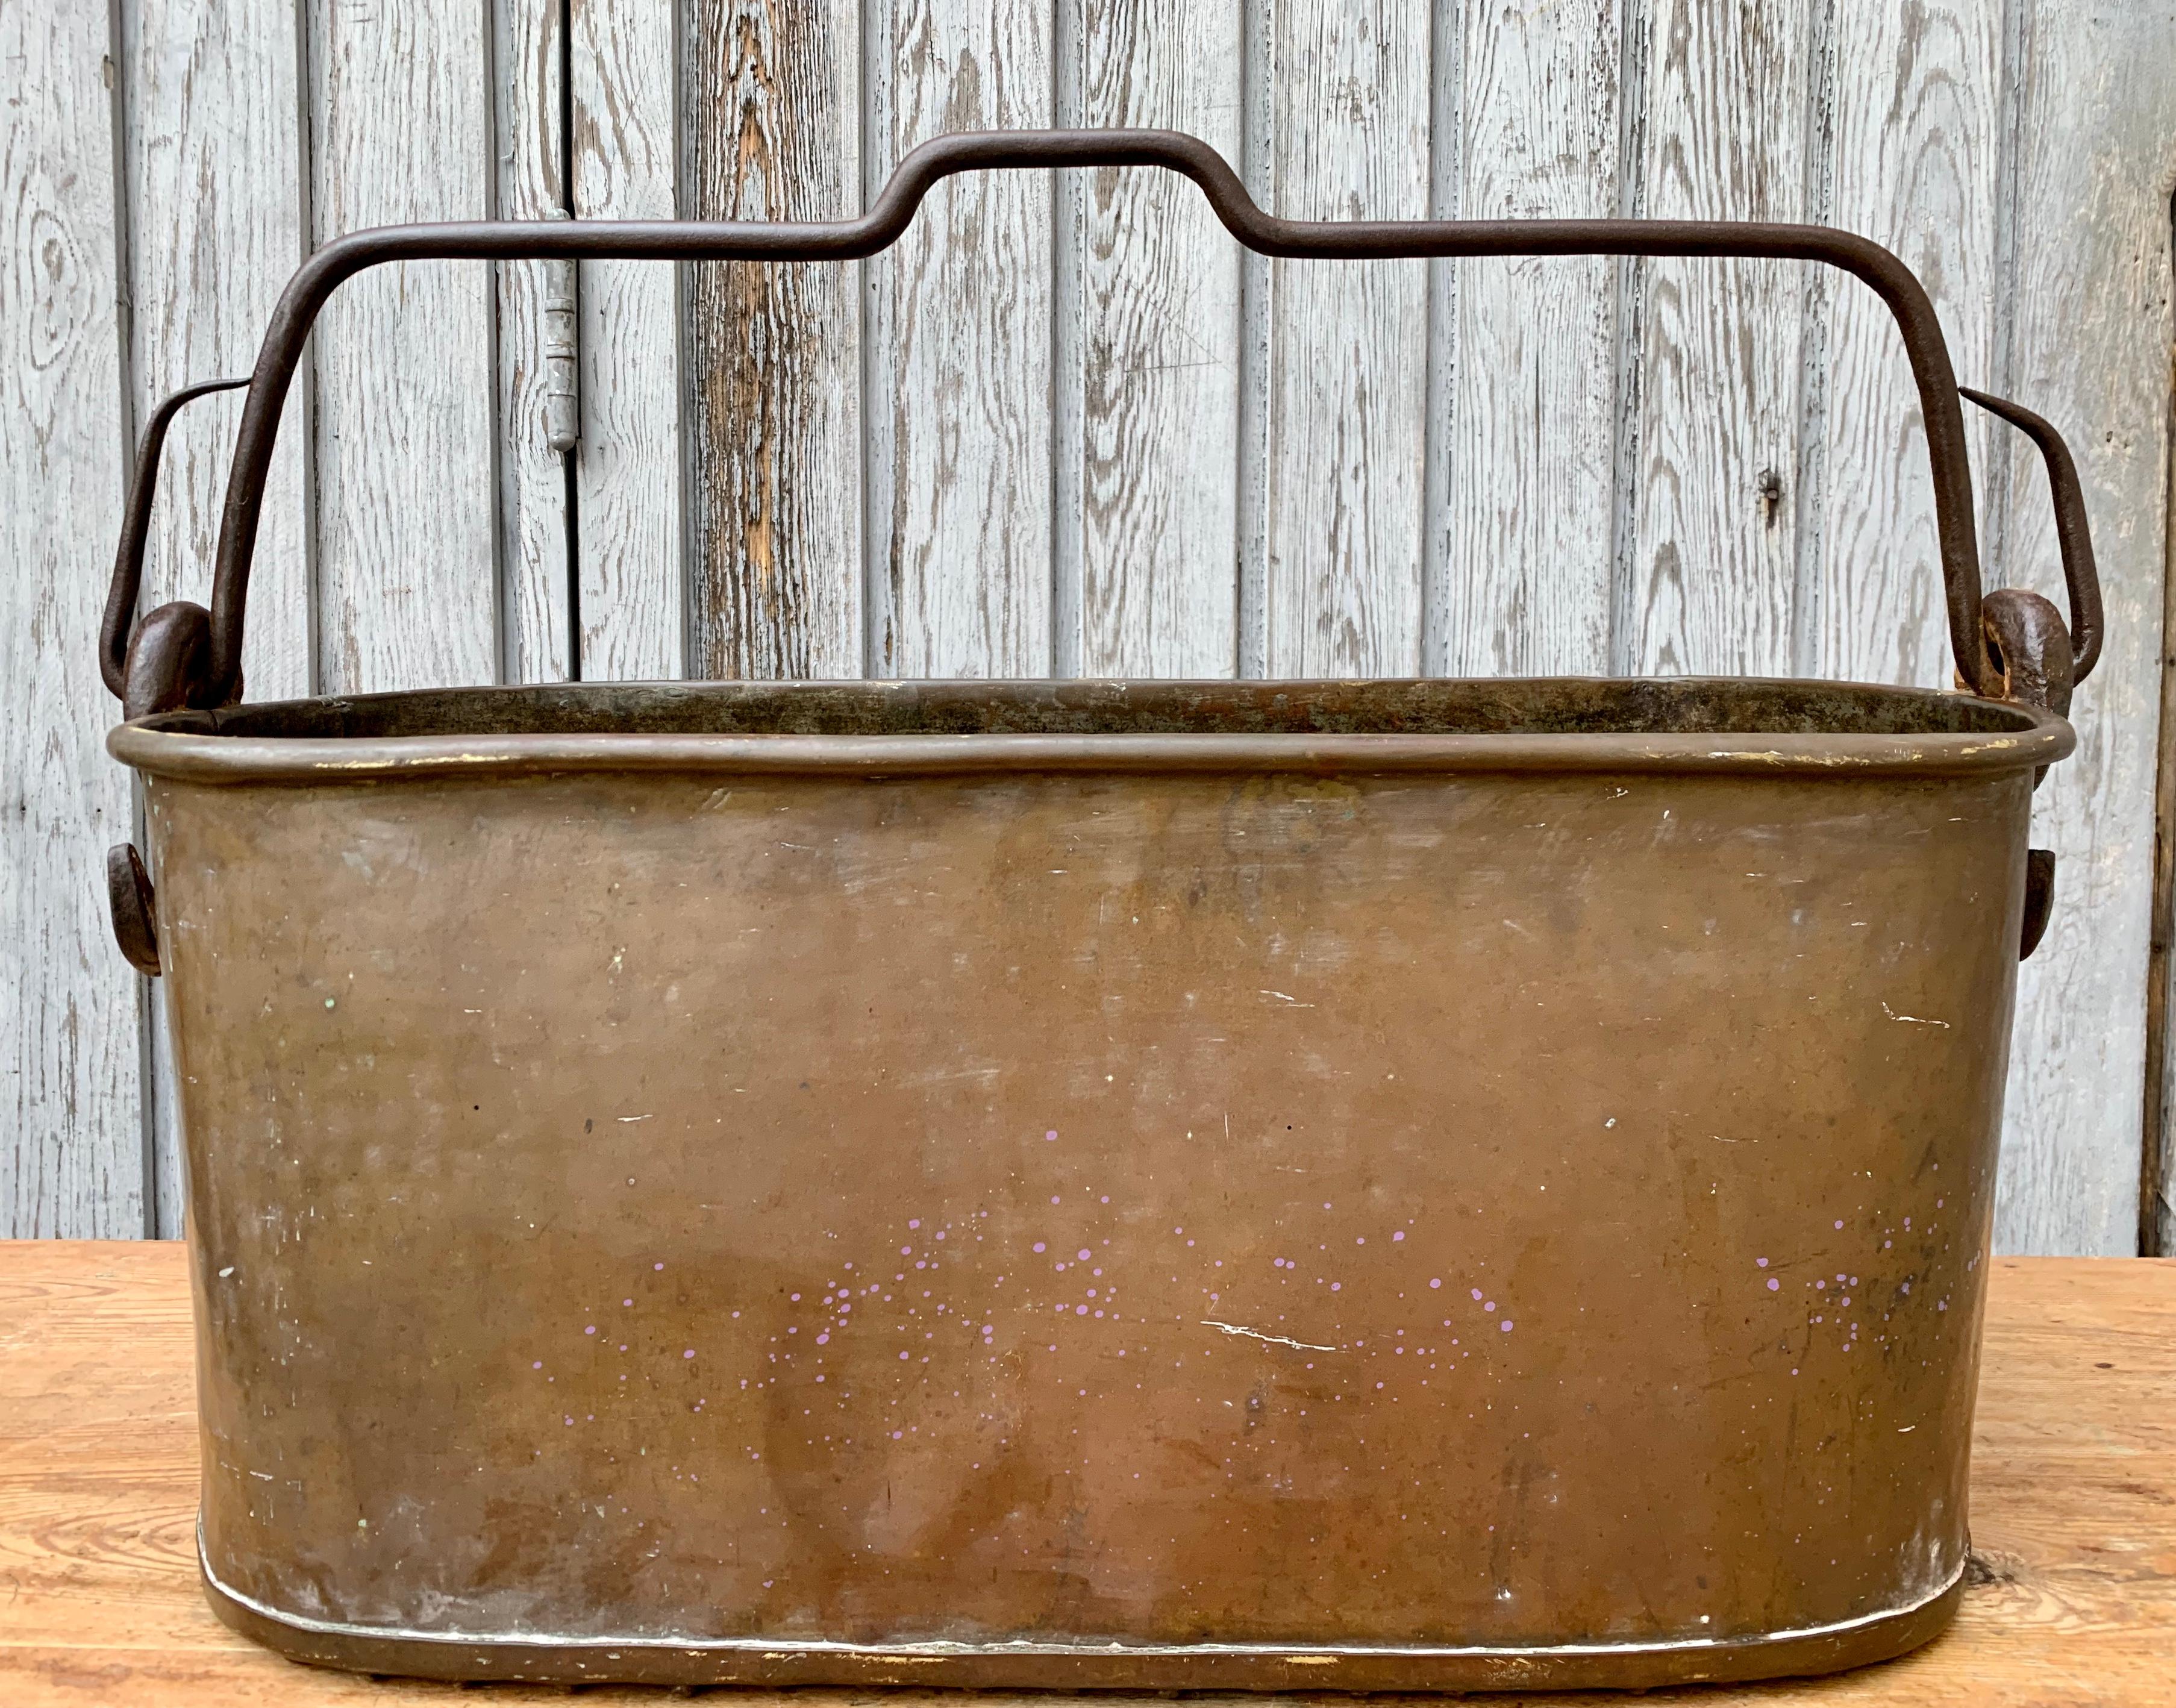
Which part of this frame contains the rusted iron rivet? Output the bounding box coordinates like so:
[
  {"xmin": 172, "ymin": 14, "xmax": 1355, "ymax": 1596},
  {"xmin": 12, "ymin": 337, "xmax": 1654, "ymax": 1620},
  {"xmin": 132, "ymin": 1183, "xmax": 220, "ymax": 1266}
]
[
  {"xmin": 106, "ymin": 843, "xmax": 160, "ymax": 977},
  {"xmin": 2021, "ymin": 849, "xmax": 2057, "ymax": 960},
  {"xmin": 1977, "ymin": 588, "xmax": 2074, "ymax": 720},
  {"xmin": 122, "ymin": 599, "xmax": 240, "ymax": 722}
]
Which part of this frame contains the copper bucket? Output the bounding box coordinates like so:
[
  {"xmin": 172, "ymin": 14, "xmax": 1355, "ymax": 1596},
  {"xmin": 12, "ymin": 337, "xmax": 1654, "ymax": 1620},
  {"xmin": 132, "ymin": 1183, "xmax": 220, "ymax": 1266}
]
[{"xmin": 99, "ymin": 131, "xmax": 2102, "ymax": 1692}]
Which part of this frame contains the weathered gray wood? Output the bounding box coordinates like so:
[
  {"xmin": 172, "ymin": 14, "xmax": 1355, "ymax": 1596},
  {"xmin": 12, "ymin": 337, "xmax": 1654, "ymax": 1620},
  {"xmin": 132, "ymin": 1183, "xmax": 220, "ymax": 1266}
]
[
  {"xmin": 308, "ymin": 0, "xmax": 500, "ymax": 693},
  {"xmin": 1804, "ymin": 0, "xmax": 1999, "ymax": 689},
  {"xmin": 572, "ymin": 0, "xmax": 684, "ymax": 680},
  {"xmin": 1615, "ymin": 0, "xmax": 1811, "ymax": 677},
  {"xmin": 1430, "ymin": 0, "xmax": 1621, "ymax": 677},
  {"xmin": 122, "ymin": 0, "xmax": 316, "ymax": 1236},
  {"xmin": 866, "ymin": 0, "xmax": 1052, "ymax": 677},
  {"xmin": 1992, "ymin": 2, "xmax": 2176, "ymax": 1256},
  {"xmin": 495, "ymin": 0, "xmax": 574, "ymax": 684},
  {"xmin": 0, "ymin": 4, "xmax": 145, "ymax": 1235},
  {"xmin": 684, "ymin": 0, "xmax": 863, "ymax": 680},
  {"xmin": 1258, "ymin": 0, "xmax": 1432, "ymax": 677},
  {"xmin": 1061, "ymin": 0, "xmax": 1240, "ymax": 677}
]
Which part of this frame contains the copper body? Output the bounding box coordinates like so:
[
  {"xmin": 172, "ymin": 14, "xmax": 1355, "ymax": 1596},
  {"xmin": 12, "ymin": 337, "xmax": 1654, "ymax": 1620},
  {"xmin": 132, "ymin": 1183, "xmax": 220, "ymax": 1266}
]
[{"xmin": 109, "ymin": 678, "xmax": 2066, "ymax": 1690}]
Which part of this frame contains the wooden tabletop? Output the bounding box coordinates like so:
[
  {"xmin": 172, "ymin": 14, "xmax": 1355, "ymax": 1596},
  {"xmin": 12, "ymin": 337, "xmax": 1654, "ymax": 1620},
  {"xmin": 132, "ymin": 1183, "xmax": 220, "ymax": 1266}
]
[{"xmin": 2, "ymin": 1243, "xmax": 2169, "ymax": 1704}]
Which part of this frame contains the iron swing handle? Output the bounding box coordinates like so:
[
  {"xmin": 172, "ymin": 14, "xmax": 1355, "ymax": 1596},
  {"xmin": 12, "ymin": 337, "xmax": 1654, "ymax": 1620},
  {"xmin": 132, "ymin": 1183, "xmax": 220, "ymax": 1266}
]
[{"xmin": 104, "ymin": 126, "xmax": 2099, "ymax": 718}]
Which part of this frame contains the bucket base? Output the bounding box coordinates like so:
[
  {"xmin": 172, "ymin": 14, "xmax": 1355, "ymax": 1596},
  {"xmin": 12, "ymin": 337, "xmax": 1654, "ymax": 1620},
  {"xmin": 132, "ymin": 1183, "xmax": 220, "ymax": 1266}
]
[{"xmin": 202, "ymin": 1544, "xmax": 1964, "ymax": 1692}]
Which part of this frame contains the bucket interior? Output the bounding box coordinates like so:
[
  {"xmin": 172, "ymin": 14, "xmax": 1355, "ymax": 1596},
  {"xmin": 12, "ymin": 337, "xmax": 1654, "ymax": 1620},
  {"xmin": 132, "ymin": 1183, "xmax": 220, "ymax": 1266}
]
[{"xmin": 155, "ymin": 678, "xmax": 2038, "ymax": 742}]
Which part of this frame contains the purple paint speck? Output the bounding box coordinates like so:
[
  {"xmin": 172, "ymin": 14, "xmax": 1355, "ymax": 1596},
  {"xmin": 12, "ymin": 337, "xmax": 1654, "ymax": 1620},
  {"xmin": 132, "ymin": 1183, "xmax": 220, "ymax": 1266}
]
[
  {"xmin": 1500, "ymin": 1321, "xmax": 1514, "ymax": 1333},
  {"xmin": 1076, "ymin": 1305, "xmax": 1089, "ymax": 1316},
  {"xmin": 1330, "ymin": 1282, "xmax": 1342, "ymax": 1292},
  {"xmin": 1430, "ymin": 1278, "xmax": 1442, "ymax": 1289},
  {"xmin": 1046, "ymin": 1130, "xmax": 1058, "ymax": 1141},
  {"xmin": 654, "ymin": 1262, "xmax": 664, "ymax": 1271},
  {"xmin": 585, "ymin": 1325, "xmax": 597, "ymax": 1336},
  {"xmin": 1834, "ymin": 1219, "xmax": 1845, "ymax": 1230},
  {"xmin": 1755, "ymin": 1257, "xmax": 1769, "ymax": 1268},
  {"xmin": 1484, "ymin": 1301, "xmax": 1496, "ymax": 1312},
  {"xmin": 789, "ymin": 1292, "xmax": 801, "ymax": 1301},
  {"xmin": 1471, "ymin": 1288, "xmax": 1484, "ymax": 1301},
  {"xmin": 683, "ymin": 1349, "xmax": 695, "ymax": 1359},
  {"xmin": 1392, "ymin": 1231, "xmax": 1405, "ymax": 1242},
  {"xmin": 816, "ymin": 1332, "xmax": 830, "ymax": 1344},
  {"xmin": 1033, "ymin": 1241, "xmax": 1047, "ymax": 1253},
  {"xmin": 1051, "ymin": 1195, "xmax": 1061, "ymax": 1205},
  {"xmin": 1767, "ymin": 1278, "xmax": 1780, "ymax": 1291},
  {"xmin": 1077, "ymin": 1248, "xmax": 1092, "ymax": 1261},
  {"xmin": 532, "ymin": 1360, "xmax": 543, "ymax": 1370}
]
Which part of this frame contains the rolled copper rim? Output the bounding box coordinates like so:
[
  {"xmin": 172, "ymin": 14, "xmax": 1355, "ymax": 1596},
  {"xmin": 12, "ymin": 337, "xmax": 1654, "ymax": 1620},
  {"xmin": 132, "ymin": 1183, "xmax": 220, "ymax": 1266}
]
[{"xmin": 110, "ymin": 677, "xmax": 2072, "ymax": 786}]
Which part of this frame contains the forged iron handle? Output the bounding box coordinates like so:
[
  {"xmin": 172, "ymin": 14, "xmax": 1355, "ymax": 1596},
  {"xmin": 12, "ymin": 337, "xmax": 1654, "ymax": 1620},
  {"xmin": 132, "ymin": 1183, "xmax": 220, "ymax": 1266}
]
[
  {"xmin": 1961, "ymin": 388, "xmax": 2102, "ymax": 685},
  {"xmin": 105, "ymin": 128, "xmax": 2094, "ymax": 711},
  {"xmin": 102, "ymin": 376, "xmax": 250, "ymax": 709}
]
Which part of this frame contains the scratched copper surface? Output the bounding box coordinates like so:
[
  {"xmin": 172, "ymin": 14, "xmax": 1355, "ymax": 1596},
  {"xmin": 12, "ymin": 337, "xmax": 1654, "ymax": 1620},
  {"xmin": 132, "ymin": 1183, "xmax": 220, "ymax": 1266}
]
[{"xmin": 116, "ymin": 679, "xmax": 2045, "ymax": 1686}]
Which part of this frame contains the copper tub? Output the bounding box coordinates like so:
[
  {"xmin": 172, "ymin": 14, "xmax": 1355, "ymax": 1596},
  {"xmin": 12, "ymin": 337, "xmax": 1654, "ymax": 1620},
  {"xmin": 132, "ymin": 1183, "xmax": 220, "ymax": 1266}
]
[{"xmin": 98, "ymin": 131, "xmax": 2103, "ymax": 1691}]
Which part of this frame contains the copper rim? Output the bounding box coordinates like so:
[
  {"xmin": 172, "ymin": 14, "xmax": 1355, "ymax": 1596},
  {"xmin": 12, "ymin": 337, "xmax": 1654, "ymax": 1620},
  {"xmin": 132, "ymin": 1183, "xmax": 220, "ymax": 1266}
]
[{"xmin": 111, "ymin": 677, "xmax": 2072, "ymax": 785}]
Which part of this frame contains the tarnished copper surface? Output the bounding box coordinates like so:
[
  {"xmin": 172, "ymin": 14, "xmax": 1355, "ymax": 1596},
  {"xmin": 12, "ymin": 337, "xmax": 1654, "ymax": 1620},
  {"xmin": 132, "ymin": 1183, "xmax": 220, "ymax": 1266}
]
[{"xmin": 109, "ymin": 678, "xmax": 2057, "ymax": 1689}]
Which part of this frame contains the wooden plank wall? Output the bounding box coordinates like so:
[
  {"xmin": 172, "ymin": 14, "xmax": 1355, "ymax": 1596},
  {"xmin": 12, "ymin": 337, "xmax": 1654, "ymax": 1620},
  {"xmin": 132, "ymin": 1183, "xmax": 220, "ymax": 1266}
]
[{"xmin": 5, "ymin": 2, "xmax": 2173, "ymax": 1253}]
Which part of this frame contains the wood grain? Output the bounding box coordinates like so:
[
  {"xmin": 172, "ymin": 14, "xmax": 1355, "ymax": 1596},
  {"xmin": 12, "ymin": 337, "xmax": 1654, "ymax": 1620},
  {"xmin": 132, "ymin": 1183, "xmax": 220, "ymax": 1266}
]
[
  {"xmin": 685, "ymin": 0, "xmax": 865, "ymax": 680},
  {"xmin": 1802, "ymin": 0, "xmax": 1999, "ymax": 691},
  {"xmin": 571, "ymin": 0, "xmax": 684, "ymax": 680},
  {"xmin": 1061, "ymin": 0, "xmax": 1241, "ymax": 677},
  {"xmin": 493, "ymin": 0, "xmax": 574, "ymax": 685},
  {"xmin": 1258, "ymin": 0, "xmax": 1432, "ymax": 678},
  {"xmin": 307, "ymin": 0, "xmax": 500, "ymax": 693},
  {"xmin": 1989, "ymin": 3, "xmax": 2176, "ymax": 1256},
  {"xmin": 1, "ymin": 1244, "xmax": 2170, "ymax": 1703},
  {"xmin": 1430, "ymin": 0, "xmax": 1622, "ymax": 677},
  {"xmin": 0, "ymin": 11, "xmax": 145, "ymax": 1237},
  {"xmin": 866, "ymin": 0, "xmax": 1054, "ymax": 677},
  {"xmin": 1616, "ymin": 0, "xmax": 1811, "ymax": 677},
  {"xmin": 122, "ymin": 0, "xmax": 317, "ymax": 1238}
]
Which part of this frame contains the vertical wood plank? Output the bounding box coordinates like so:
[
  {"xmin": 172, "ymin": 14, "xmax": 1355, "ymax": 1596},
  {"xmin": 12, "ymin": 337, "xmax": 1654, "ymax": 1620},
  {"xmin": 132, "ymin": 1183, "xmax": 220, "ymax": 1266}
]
[
  {"xmin": 0, "ymin": 4, "xmax": 144, "ymax": 1234},
  {"xmin": 496, "ymin": 0, "xmax": 574, "ymax": 685},
  {"xmin": 1431, "ymin": 0, "xmax": 1622, "ymax": 677},
  {"xmin": 684, "ymin": 0, "xmax": 863, "ymax": 679},
  {"xmin": 1260, "ymin": 1, "xmax": 1433, "ymax": 678},
  {"xmin": 309, "ymin": 0, "xmax": 501, "ymax": 693},
  {"xmin": 866, "ymin": 0, "xmax": 1054, "ymax": 677},
  {"xmin": 1616, "ymin": 0, "xmax": 1813, "ymax": 677},
  {"xmin": 572, "ymin": 0, "xmax": 684, "ymax": 679},
  {"xmin": 1806, "ymin": 0, "xmax": 1999, "ymax": 689},
  {"xmin": 122, "ymin": 0, "xmax": 316, "ymax": 1235},
  {"xmin": 1993, "ymin": 2, "xmax": 2176, "ymax": 1254},
  {"xmin": 1061, "ymin": 0, "xmax": 1241, "ymax": 678}
]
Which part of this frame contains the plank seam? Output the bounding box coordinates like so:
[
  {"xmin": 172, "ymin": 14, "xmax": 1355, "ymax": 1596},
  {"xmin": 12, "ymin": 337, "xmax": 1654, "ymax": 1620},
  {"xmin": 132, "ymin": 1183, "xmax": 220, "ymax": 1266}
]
[
  {"xmin": 105, "ymin": 0, "xmax": 154, "ymax": 1238},
  {"xmin": 1419, "ymin": 0, "xmax": 1463, "ymax": 678},
  {"xmin": 1983, "ymin": 0, "xmax": 2030, "ymax": 589},
  {"xmin": 1234, "ymin": 0, "xmax": 1269, "ymax": 680},
  {"xmin": 1788, "ymin": 0, "xmax": 1838, "ymax": 681},
  {"xmin": 2142, "ymin": 184, "xmax": 2176, "ymax": 1258},
  {"xmin": 1604, "ymin": 0, "xmax": 1652, "ymax": 678},
  {"xmin": 295, "ymin": 0, "xmax": 322, "ymax": 701},
  {"xmin": 1049, "ymin": 0, "xmax": 1083, "ymax": 681}
]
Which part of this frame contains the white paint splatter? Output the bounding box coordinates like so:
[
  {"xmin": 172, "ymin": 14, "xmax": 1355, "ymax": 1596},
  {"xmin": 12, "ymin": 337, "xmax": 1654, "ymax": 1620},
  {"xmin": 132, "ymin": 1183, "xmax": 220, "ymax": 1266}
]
[
  {"xmin": 1200, "ymin": 1319, "xmax": 1335, "ymax": 1353},
  {"xmin": 1881, "ymin": 1001, "xmax": 1950, "ymax": 1029}
]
